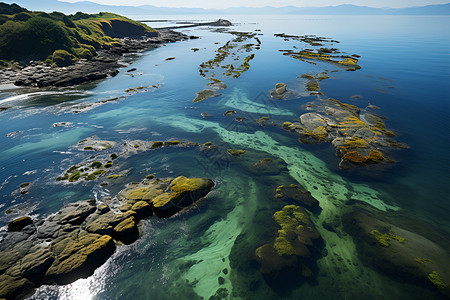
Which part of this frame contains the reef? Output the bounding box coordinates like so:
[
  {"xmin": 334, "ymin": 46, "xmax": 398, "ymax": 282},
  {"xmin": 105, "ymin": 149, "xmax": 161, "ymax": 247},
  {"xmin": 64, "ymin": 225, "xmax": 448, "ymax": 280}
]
[
  {"xmin": 282, "ymin": 96, "xmax": 408, "ymax": 168},
  {"xmin": 56, "ymin": 138, "xmax": 196, "ymax": 183},
  {"xmin": 0, "ymin": 175, "xmax": 214, "ymax": 299},
  {"xmin": 275, "ymin": 33, "xmax": 361, "ymax": 71},
  {"xmin": 194, "ymin": 30, "xmax": 260, "ymax": 103}
]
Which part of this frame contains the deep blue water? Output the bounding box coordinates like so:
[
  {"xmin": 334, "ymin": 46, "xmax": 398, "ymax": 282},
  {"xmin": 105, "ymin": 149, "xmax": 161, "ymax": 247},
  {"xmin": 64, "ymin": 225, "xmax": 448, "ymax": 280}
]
[{"xmin": 0, "ymin": 15, "xmax": 449, "ymax": 300}]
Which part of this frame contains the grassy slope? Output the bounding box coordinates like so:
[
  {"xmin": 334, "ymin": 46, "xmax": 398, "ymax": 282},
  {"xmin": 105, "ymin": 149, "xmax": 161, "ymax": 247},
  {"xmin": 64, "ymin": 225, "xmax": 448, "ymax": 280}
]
[{"xmin": 0, "ymin": 3, "xmax": 156, "ymax": 66}]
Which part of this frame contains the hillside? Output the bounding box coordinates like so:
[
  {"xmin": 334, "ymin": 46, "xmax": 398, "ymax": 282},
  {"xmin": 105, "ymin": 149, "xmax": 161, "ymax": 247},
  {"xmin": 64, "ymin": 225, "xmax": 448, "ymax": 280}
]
[{"xmin": 0, "ymin": 3, "xmax": 157, "ymax": 66}]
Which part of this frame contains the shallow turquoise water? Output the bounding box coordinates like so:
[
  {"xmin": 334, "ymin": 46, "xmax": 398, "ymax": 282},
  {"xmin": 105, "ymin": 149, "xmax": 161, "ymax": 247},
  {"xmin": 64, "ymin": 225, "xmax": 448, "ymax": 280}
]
[{"xmin": 0, "ymin": 15, "xmax": 449, "ymax": 299}]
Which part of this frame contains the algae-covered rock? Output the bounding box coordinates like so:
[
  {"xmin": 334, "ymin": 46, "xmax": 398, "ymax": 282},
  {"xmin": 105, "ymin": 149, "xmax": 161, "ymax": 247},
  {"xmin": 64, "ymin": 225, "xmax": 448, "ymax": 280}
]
[
  {"xmin": 151, "ymin": 176, "xmax": 214, "ymax": 217},
  {"xmin": 255, "ymin": 205, "xmax": 322, "ymax": 278},
  {"xmin": 45, "ymin": 233, "xmax": 115, "ymax": 284},
  {"xmin": 131, "ymin": 201, "xmax": 153, "ymax": 219},
  {"xmin": 8, "ymin": 216, "xmax": 33, "ymax": 232},
  {"xmin": 227, "ymin": 149, "xmax": 246, "ymax": 156},
  {"xmin": 193, "ymin": 89, "xmax": 221, "ymax": 103},
  {"xmin": 0, "ymin": 273, "xmax": 35, "ymax": 300},
  {"xmin": 112, "ymin": 217, "xmax": 139, "ymax": 245},
  {"xmin": 20, "ymin": 248, "xmax": 55, "ymax": 280}
]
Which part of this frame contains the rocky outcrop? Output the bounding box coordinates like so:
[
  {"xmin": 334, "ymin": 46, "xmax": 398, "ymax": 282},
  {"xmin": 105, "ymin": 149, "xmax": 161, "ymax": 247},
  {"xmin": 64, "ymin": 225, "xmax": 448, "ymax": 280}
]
[
  {"xmin": 283, "ymin": 97, "xmax": 408, "ymax": 168},
  {"xmin": 0, "ymin": 175, "xmax": 214, "ymax": 299},
  {"xmin": 270, "ymin": 83, "xmax": 296, "ymax": 100},
  {"xmin": 118, "ymin": 176, "xmax": 214, "ymax": 217}
]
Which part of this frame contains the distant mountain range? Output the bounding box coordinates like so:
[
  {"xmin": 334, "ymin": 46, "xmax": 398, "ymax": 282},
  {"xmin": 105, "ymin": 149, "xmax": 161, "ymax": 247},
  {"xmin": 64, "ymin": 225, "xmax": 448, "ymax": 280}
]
[{"xmin": 2, "ymin": 0, "xmax": 450, "ymax": 16}]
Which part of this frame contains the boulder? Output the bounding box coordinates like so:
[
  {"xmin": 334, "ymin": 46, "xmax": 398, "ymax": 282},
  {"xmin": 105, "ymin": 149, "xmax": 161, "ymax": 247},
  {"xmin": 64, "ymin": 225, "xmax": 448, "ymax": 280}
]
[
  {"xmin": 8, "ymin": 216, "xmax": 33, "ymax": 232},
  {"xmin": 36, "ymin": 220, "xmax": 62, "ymax": 239},
  {"xmin": 131, "ymin": 201, "xmax": 153, "ymax": 219},
  {"xmin": 275, "ymin": 83, "xmax": 287, "ymax": 95},
  {"xmin": 84, "ymin": 210, "xmax": 136, "ymax": 236},
  {"xmin": 112, "ymin": 217, "xmax": 139, "ymax": 245}
]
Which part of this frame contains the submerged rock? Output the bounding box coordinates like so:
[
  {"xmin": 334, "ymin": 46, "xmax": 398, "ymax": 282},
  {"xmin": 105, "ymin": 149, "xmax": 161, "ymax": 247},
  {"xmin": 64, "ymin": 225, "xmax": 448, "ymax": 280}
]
[
  {"xmin": 78, "ymin": 136, "xmax": 116, "ymax": 151},
  {"xmin": 252, "ymin": 158, "xmax": 283, "ymax": 175},
  {"xmin": 255, "ymin": 205, "xmax": 322, "ymax": 278},
  {"xmin": 343, "ymin": 209, "xmax": 450, "ymax": 297},
  {"xmin": 275, "ymin": 185, "xmax": 320, "ymax": 211}
]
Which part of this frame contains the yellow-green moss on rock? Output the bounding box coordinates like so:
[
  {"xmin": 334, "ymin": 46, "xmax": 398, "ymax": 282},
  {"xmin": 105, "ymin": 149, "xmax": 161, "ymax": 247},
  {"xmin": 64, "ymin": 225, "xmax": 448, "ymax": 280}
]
[
  {"xmin": 369, "ymin": 230, "xmax": 406, "ymax": 247},
  {"xmin": 227, "ymin": 149, "xmax": 246, "ymax": 156},
  {"xmin": 428, "ymin": 271, "xmax": 446, "ymax": 289}
]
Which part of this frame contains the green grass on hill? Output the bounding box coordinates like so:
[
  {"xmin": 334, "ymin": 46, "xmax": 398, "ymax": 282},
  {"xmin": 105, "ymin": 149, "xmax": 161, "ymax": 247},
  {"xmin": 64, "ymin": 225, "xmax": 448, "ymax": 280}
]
[{"xmin": 0, "ymin": 4, "xmax": 156, "ymax": 66}]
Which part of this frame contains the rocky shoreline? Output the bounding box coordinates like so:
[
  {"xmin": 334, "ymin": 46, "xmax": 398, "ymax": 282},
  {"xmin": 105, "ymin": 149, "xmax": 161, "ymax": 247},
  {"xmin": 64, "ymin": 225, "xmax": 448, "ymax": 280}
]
[
  {"xmin": 0, "ymin": 175, "xmax": 214, "ymax": 299},
  {"xmin": 0, "ymin": 29, "xmax": 191, "ymax": 88}
]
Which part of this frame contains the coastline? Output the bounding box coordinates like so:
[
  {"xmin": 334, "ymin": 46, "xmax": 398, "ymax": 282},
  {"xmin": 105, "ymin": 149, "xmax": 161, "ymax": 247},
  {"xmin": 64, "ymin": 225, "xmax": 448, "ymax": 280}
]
[{"xmin": 0, "ymin": 29, "xmax": 191, "ymax": 88}]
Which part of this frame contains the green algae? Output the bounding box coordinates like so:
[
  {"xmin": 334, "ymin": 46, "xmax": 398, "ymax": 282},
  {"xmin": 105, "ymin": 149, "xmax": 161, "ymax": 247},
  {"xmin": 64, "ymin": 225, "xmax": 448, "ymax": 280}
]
[
  {"xmin": 306, "ymin": 80, "xmax": 319, "ymax": 91},
  {"xmin": 369, "ymin": 230, "xmax": 406, "ymax": 247},
  {"xmin": 415, "ymin": 258, "xmax": 433, "ymax": 264},
  {"xmin": 68, "ymin": 172, "xmax": 81, "ymax": 182},
  {"xmin": 107, "ymin": 175, "xmax": 121, "ymax": 179},
  {"xmin": 428, "ymin": 271, "xmax": 446, "ymax": 289}
]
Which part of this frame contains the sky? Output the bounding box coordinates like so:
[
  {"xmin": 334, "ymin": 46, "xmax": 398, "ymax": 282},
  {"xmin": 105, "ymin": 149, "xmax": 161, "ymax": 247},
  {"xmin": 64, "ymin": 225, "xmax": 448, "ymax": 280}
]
[{"xmin": 61, "ymin": 0, "xmax": 449, "ymax": 9}]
